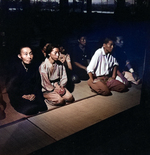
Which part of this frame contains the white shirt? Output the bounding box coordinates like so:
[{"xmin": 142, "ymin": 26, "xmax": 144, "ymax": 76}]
[{"xmin": 87, "ymin": 47, "xmax": 118, "ymax": 77}]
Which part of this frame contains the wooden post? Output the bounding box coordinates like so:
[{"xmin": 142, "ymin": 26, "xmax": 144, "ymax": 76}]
[
  {"xmin": 22, "ymin": 0, "xmax": 30, "ymax": 12},
  {"xmin": 60, "ymin": 0, "xmax": 69, "ymax": 14},
  {"xmin": 87, "ymin": 0, "xmax": 92, "ymax": 14}
]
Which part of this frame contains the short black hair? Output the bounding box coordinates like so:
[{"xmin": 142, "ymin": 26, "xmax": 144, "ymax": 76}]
[
  {"xmin": 77, "ymin": 34, "xmax": 87, "ymax": 40},
  {"xmin": 103, "ymin": 38, "xmax": 113, "ymax": 44},
  {"xmin": 18, "ymin": 38, "xmax": 31, "ymax": 54},
  {"xmin": 45, "ymin": 43, "xmax": 60, "ymax": 58},
  {"xmin": 19, "ymin": 46, "xmax": 32, "ymax": 55}
]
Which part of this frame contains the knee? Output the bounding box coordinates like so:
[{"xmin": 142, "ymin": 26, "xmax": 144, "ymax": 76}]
[
  {"xmin": 58, "ymin": 98, "xmax": 66, "ymax": 105},
  {"xmin": 52, "ymin": 97, "xmax": 65, "ymax": 106},
  {"xmin": 87, "ymin": 79, "xmax": 91, "ymax": 86},
  {"xmin": 66, "ymin": 94, "xmax": 74, "ymax": 103},
  {"xmin": 102, "ymin": 90, "xmax": 111, "ymax": 96},
  {"xmin": 97, "ymin": 88, "xmax": 111, "ymax": 96},
  {"xmin": 118, "ymin": 84, "xmax": 128, "ymax": 92}
]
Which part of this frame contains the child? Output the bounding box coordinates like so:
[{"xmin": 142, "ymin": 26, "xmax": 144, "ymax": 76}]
[
  {"xmin": 39, "ymin": 43, "xmax": 74, "ymax": 106},
  {"xmin": 6, "ymin": 46, "xmax": 47, "ymax": 115}
]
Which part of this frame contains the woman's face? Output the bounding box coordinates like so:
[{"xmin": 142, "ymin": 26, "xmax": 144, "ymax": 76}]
[
  {"xmin": 59, "ymin": 53, "xmax": 66, "ymax": 63},
  {"xmin": 59, "ymin": 46, "xmax": 65, "ymax": 53},
  {"xmin": 49, "ymin": 48, "xmax": 60, "ymax": 61},
  {"xmin": 18, "ymin": 47, "xmax": 33, "ymax": 64}
]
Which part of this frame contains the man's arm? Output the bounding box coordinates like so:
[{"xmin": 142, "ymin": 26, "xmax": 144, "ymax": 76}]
[
  {"xmin": 74, "ymin": 62, "xmax": 87, "ymax": 70},
  {"xmin": 117, "ymin": 70, "xmax": 129, "ymax": 86},
  {"xmin": 87, "ymin": 49, "xmax": 100, "ymax": 76},
  {"xmin": 88, "ymin": 72, "xmax": 94, "ymax": 83},
  {"xmin": 112, "ymin": 65, "xmax": 118, "ymax": 79}
]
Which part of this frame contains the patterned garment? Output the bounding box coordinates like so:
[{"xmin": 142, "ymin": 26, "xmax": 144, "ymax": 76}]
[
  {"xmin": 39, "ymin": 58, "xmax": 67, "ymax": 92},
  {"xmin": 87, "ymin": 47, "xmax": 118, "ymax": 76}
]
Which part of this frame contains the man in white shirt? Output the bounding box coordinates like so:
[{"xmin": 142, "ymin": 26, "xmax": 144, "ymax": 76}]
[{"xmin": 87, "ymin": 38, "xmax": 127, "ymax": 96}]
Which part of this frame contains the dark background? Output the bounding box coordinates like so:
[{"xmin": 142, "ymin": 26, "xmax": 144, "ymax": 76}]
[{"xmin": 0, "ymin": 0, "xmax": 150, "ymax": 154}]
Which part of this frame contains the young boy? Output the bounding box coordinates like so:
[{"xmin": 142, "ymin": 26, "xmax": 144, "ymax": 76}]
[{"xmin": 7, "ymin": 46, "xmax": 47, "ymax": 115}]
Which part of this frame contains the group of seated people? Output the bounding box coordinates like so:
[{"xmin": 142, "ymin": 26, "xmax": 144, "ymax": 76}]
[{"xmin": 0, "ymin": 35, "xmax": 140, "ymax": 118}]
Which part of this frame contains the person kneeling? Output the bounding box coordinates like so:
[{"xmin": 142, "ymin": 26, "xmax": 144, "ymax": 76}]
[
  {"xmin": 39, "ymin": 43, "xmax": 74, "ymax": 106},
  {"xmin": 87, "ymin": 38, "xmax": 128, "ymax": 96},
  {"xmin": 7, "ymin": 46, "xmax": 47, "ymax": 115}
]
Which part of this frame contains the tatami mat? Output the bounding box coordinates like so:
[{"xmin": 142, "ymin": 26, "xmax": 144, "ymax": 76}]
[
  {"xmin": 72, "ymin": 80, "xmax": 96, "ymax": 101},
  {"xmin": 0, "ymin": 90, "xmax": 28, "ymax": 127},
  {"xmin": 40, "ymin": 80, "xmax": 97, "ymax": 113},
  {"xmin": 0, "ymin": 82, "xmax": 141, "ymax": 155},
  {"xmin": 0, "ymin": 81, "xmax": 96, "ymax": 127},
  {"xmin": 28, "ymin": 85, "xmax": 141, "ymax": 141},
  {"xmin": 0, "ymin": 120, "xmax": 56, "ymax": 155}
]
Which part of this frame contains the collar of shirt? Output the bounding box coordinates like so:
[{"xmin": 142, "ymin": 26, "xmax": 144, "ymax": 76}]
[
  {"xmin": 79, "ymin": 44, "xmax": 85, "ymax": 52},
  {"xmin": 45, "ymin": 58, "xmax": 56, "ymax": 66},
  {"xmin": 102, "ymin": 47, "xmax": 106, "ymax": 56},
  {"xmin": 102, "ymin": 47, "xmax": 110, "ymax": 59}
]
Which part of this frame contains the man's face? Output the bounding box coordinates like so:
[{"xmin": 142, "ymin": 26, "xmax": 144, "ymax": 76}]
[
  {"xmin": 78, "ymin": 37, "xmax": 86, "ymax": 46},
  {"xmin": 103, "ymin": 41, "xmax": 114, "ymax": 53},
  {"xmin": 50, "ymin": 48, "xmax": 60, "ymax": 61},
  {"xmin": 18, "ymin": 47, "xmax": 33, "ymax": 64},
  {"xmin": 116, "ymin": 37, "xmax": 124, "ymax": 47}
]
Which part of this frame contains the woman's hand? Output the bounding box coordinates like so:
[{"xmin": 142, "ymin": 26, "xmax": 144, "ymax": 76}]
[
  {"xmin": 54, "ymin": 83, "xmax": 66, "ymax": 96},
  {"xmin": 59, "ymin": 54, "xmax": 66, "ymax": 63},
  {"xmin": 66, "ymin": 54, "xmax": 71, "ymax": 62},
  {"xmin": 22, "ymin": 94, "xmax": 35, "ymax": 101}
]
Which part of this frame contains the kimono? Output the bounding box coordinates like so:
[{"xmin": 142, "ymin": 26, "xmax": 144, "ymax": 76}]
[
  {"xmin": 39, "ymin": 58, "xmax": 67, "ymax": 93},
  {"xmin": 7, "ymin": 59, "xmax": 47, "ymax": 115}
]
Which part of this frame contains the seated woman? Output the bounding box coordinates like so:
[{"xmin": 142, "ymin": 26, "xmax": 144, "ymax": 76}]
[
  {"xmin": 39, "ymin": 43, "xmax": 74, "ymax": 106},
  {"xmin": 59, "ymin": 45, "xmax": 74, "ymax": 92},
  {"xmin": 6, "ymin": 46, "xmax": 48, "ymax": 115}
]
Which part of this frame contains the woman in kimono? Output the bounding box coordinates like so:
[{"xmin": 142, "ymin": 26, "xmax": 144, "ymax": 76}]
[
  {"xmin": 7, "ymin": 46, "xmax": 47, "ymax": 115},
  {"xmin": 39, "ymin": 43, "xmax": 74, "ymax": 106}
]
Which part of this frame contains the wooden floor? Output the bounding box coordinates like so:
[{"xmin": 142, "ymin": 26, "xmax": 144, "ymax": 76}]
[{"xmin": 0, "ymin": 81, "xmax": 141, "ymax": 155}]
